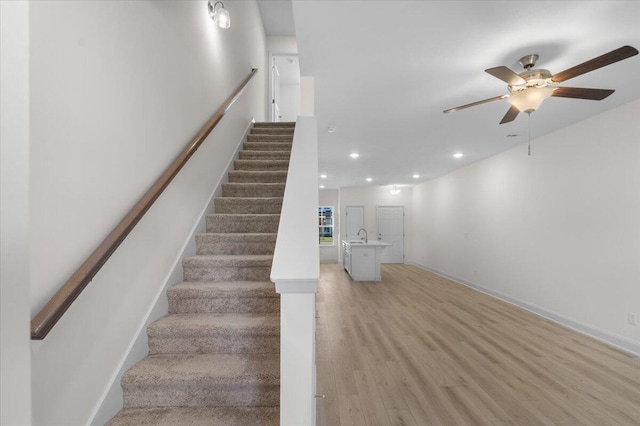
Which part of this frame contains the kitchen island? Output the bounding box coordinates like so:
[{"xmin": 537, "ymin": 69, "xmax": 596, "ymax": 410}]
[{"xmin": 342, "ymin": 240, "xmax": 392, "ymax": 281}]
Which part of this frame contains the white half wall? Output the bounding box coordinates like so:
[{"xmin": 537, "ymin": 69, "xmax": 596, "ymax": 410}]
[
  {"xmin": 409, "ymin": 99, "xmax": 640, "ymax": 353},
  {"xmin": 338, "ymin": 186, "xmax": 413, "ymax": 264},
  {"xmin": 1, "ymin": 2, "xmax": 32, "ymax": 425},
  {"xmin": 29, "ymin": 1, "xmax": 267, "ymax": 424}
]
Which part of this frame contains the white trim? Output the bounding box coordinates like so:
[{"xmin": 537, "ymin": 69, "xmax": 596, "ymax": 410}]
[
  {"xmin": 408, "ymin": 261, "xmax": 640, "ymax": 356},
  {"xmin": 274, "ymin": 279, "xmax": 318, "ymax": 294},
  {"xmin": 89, "ymin": 119, "xmax": 254, "ymax": 425}
]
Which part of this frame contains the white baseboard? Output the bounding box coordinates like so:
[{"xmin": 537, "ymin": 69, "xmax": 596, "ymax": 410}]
[
  {"xmin": 407, "ymin": 261, "xmax": 640, "ymax": 356},
  {"xmin": 89, "ymin": 119, "xmax": 254, "ymax": 426}
]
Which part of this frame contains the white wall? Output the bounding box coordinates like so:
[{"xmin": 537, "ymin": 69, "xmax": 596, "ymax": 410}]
[
  {"xmin": 29, "ymin": 1, "xmax": 267, "ymax": 424},
  {"xmin": 338, "ymin": 186, "xmax": 413, "ymax": 264},
  {"xmin": 300, "ymin": 76, "xmax": 315, "ymax": 117},
  {"xmin": 319, "ymin": 189, "xmax": 339, "ymax": 263},
  {"xmin": 1, "ymin": 2, "xmax": 32, "ymax": 425},
  {"xmin": 279, "ymin": 83, "xmax": 301, "ymax": 122},
  {"xmin": 409, "ymin": 99, "xmax": 640, "ymax": 353}
]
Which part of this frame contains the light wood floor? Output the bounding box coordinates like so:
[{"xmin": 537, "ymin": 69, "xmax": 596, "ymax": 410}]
[{"xmin": 315, "ymin": 263, "xmax": 640, "ymax": 426}]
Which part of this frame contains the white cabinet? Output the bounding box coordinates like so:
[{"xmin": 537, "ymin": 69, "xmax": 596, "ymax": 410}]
[{"xmin": 351, "ymin": 247, "xmax": 375, "ymax": 281}]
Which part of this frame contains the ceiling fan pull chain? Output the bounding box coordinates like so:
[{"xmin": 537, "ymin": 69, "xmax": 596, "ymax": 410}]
[{"xmin": 527, "ymin": 112, "xmax": 532, "ymax": 156}]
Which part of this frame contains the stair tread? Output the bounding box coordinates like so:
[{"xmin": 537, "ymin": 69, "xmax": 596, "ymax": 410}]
[
  {"xmin": 148, "ymin": 313, "xmax": 279, "ymax": 336},
  {"xmin": 207, "ymin": 213, "xmax": 280, "ymax": 217},
  {"xmin": 215, "ymin": 197, "xmax": 283, "ymax": 203},
  {"xmin": 122, "ymin": 353, "xmax": 279, "ymax": 385},
  {"xmin": 222, "ymin": 183, "xmax": 285, "ymax": 187},
  {"xmin": 239, "ymin": 150, "xmax": 291, "ymax": 154},
  {"xmin": 184, "ymin": 254, "xmax": 273, "ymax": 261},
  {"xmin": 168, "ymin": 281, "xmax": 277, "ymax": 298},
  {"xmin": 197, "ymin": 233, "xmax": 277, "ymax": 238},
  {"xmin": 107, "ymin": 406, "xmax": 279, "ymax": 426}
]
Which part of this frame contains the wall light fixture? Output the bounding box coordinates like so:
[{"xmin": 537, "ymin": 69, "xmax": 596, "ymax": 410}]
[{"xmin": 208, "ymin": 1, "xmax": 230, "ymax": 28}]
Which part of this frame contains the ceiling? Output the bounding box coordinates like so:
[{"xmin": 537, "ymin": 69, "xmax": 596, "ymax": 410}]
[{"xmin": 260, "ymin": 1, "xmax": 640, "ymax": 189}]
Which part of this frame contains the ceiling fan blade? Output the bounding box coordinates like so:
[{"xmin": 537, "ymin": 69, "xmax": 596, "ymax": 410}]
[
  {"xmin": 552, "ymin": 87, "xmax": 615, "ymax": 100},
  {"xmin": 551, "ymin": 45, "xmax": 639, "ymax": 83},
  {"xmin": 499, "ymin": 105, "xmax": 519, "ymax": 124},
  {"xmin": 485, "ymin": 66, "xmax": 526, "ymax": 85},
  {"xmin": 443, "ymin": 95, "xmax": 508, "ymax": 114}
]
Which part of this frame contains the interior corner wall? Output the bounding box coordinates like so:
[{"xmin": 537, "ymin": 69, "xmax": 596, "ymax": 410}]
[
  {"xmin": 319, "ymin": 188, "xmax": 339, "ymax": 263},
  {"xmin": 338, "ymin": 186, "xmax": 413, "ymax": 264},
  {"xmin": 409, "ymin": 99, "xmax": 640, "ymax": 353},
  {"xmin": 0, "ymin": 2, "xmax": 32, "ymax": 425},
  {"xmin": 29, "ymin": 1, "xmax": 267, "ymax": 425}
]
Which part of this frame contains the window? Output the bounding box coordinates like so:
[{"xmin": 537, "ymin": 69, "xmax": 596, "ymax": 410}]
[{"xmin": 318, "ymin": 206, "xmax": 334, "ymax": 245}]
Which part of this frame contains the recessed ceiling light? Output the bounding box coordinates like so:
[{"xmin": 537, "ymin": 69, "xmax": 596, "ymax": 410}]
[
  {"xmin": 319, "ymin": 185, "xmax": 325, "ymax": 189},
  {"xmin": 453, "ymin": 152, "xmax": 464, "ymax": 159},
  {"xmin": 350, "ymin": 153, "xmax": 359, "ymax": 159},
  {"xmin": 328, "ymin": 126, "xmax": 337, "ymax": 133},
  {"xmin": 366, "ymin": 177, "xmax": 372, "ymax": 182},
  {"xmin": 412, "ymin": 174, "xmax": 420, "ymax": 179},
  {"xmin": 320, "ymin": 174, "xmax": 327, "ymax": 179}
]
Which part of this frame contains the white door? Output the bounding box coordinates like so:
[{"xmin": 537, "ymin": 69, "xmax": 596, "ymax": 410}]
[
  {"xmin": 270, "ymin": 57, "xmax": 281, "ymax": 122},
  {"xmin": 376, "ymin": 206, "xmax": 404, "ymax": 263},
  {"xmin": 345, "ymin": 206, "xmax": 364, "ymax": 241}
]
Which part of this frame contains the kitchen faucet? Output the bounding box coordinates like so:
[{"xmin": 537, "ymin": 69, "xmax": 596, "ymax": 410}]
[{"xmin": 357, "ymin": 228, "xmax": 368, "ymax": 243}]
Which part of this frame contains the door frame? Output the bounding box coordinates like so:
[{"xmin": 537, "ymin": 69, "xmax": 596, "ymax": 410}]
[{"xmin": 268, "ymin": 51, "xmax": 298, "ymax": 122}]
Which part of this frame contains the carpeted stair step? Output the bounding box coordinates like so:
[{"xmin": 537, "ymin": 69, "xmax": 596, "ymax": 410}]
[
  {"xmin": 246, "ymin": 134, "xmax": 293, "ymax": 143},
  {"xmin": 214, "ymin": 197, "xmax": 283, "ymax": 214},
  {"xmin": 207, "ymin": 214, "xmax": 280, "ymax": 233},
  {"xmin": 233, "ymin": 159, "xmax": 289, "ymax": 171},
  {"xmin": 121, "ymin": 353, "xmax": 279, "ymax": 408},
  {"xmin": 250, "ymin": 126, "xmax": 295, "ymax": 135},
  {"xmin": 221, "ymin": 183, "xmax": 285, "ymax": 198},
  {"xmin": 107, "ymin": 406, "xmax": 279, "ymax": 426},
  {"xmin": 196, "ymin": 233, "xmax": 277, "ymax": 255},
  {"xmin": 168, "ymin": 281, "xmax": 279, "ymax": 314},
  {"xmin": 252, "ymin": 122, "xmax": 295, "ymax": 128},
  {"xmin": 238, "ymin": 150, "xmax": 291, "ymax": 160},
  {"xmin": 147, "ymin": 313, "xmax": 280, "ymax": 355},
  {"xmin": 228, "ymin": 170, "xmax": 288, "ymax": 183},
  {"xmin": 244, "ymin": 142, "xmax": 292, "ymax": 151},
  {"xmin": 182, "ymin": 255, "xmax": 273, "ymax": 282}
]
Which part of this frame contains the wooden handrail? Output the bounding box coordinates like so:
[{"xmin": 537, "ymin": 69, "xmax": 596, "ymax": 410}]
[{"xmin": 31, "ymin": 68, "xmax": 259, "ymax": 340}]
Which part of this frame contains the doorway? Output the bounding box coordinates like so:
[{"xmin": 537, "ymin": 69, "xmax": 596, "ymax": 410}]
[
  {"xmin": 269, "ymin": 53, "xmax": 300, "ymax": 122},
  {"xmin": 376, "ymin": 206, "xmax": 404, "ymax": 263}
]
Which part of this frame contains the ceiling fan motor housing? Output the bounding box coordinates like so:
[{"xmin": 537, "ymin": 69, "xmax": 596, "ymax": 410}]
[{"xmin": 509, "ymin": 69, "xmax": 553, "ymax": 93}]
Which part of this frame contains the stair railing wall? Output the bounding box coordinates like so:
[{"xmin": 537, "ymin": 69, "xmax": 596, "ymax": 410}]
[
  {"xmin": 271, "ymin": 116, "xmax": 319, "ymax": 426},
  {"xmin": 30, "ymin": 68, "xmax": 259, "ymax": 340}
]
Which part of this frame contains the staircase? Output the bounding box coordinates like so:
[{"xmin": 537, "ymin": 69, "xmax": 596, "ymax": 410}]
[{"xmin": 108, "ymin": 122, "xmax": 294, "ymax": 426}]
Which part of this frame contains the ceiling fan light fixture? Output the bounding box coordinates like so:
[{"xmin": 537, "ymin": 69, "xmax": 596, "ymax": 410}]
[{"xmin": 509, "ymin": 87, "xmax": 553, "ymax": 113}]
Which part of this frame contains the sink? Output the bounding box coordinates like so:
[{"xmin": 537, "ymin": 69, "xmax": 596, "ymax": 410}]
[{"xmin": 347, "ymin": 240, "xmax": 365, "ymax": 244}]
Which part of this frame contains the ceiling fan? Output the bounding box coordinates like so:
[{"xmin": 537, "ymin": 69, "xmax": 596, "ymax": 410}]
[{"xmin": 443, "ymin": 45, "xmax": 638, "ymax": 124}]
